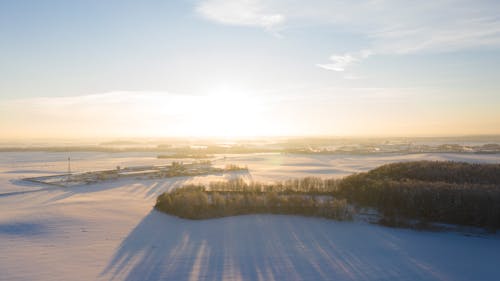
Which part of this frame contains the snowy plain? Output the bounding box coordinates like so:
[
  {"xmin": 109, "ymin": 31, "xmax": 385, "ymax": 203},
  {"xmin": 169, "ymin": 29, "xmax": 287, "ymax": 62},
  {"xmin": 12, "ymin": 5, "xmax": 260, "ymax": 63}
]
[{"xmin": 1, "ymin": 152, "xmax": 500, "ymax": 281}]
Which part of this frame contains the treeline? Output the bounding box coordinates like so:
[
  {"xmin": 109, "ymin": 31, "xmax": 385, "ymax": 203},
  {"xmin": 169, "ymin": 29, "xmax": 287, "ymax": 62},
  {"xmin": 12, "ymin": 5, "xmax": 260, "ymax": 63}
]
[
  {"xmin": 361, "ymin": 161, "xmax": 500, "ymax": 185},
  {"xmin": 207, "ymin": 177, "xmax": 340, "ymax": 194},
  {"xmin": 157, "ymin": 153, "xmax": 212, "ymax": 159},
  {"xmin": 0, "ymin": 144, "xmax": 273, "ymax": 153},
  {"xmin": 223, "ymin": 164, "xmax": 249, "ymax": 172},
  {"xmin": 337, "ymin": 161, "xmax": 500, "ymax": 229},
  {"xmin": 155, "ymin": 185, "xmax": 352, "ymax": 220},
  {"xmin": 155, "ymin": 161, "xmax": 500, "ymax": 230}
]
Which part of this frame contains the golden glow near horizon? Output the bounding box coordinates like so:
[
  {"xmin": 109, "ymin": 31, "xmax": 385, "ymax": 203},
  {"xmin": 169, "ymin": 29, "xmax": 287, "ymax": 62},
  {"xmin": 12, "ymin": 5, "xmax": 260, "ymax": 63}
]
[
  {"xmin": 1, "ymin": 87, "xmax": 499, "ymax": 140},
  {"xmin": 0, "ymin": 88, "xmax": 291, "ymax": 139}
]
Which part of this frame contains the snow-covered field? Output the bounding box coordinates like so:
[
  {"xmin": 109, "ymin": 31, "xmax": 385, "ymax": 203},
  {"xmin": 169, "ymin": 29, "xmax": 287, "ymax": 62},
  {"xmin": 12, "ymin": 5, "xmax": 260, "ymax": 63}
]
[{"xmin": 1, "ymin": 152, "xmax": 500, "ymax": 281}]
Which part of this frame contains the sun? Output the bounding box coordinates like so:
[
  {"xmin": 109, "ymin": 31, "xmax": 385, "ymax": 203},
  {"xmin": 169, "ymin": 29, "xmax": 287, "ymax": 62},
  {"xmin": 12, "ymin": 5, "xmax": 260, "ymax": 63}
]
[{"xmin": 185, "ymin": 86, "xmax": 268, "ymax": 138}]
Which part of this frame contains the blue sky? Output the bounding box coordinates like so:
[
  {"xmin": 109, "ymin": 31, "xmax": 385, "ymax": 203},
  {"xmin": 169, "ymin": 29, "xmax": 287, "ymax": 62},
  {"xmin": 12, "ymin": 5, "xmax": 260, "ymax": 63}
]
[{"xmin": 1, "ymin": 0, "xmax": 499, "ymax": 138}]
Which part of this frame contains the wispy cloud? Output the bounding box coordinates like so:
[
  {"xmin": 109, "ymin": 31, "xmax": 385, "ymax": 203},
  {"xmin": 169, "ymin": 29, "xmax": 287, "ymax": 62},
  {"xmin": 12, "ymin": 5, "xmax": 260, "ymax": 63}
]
[
  {"xmin": 196, "ymin": 0, "xmax": 500, "ymax": 57},
  {"xmin": 317, "ymin": 50, "xmax": 372, "ymax": 72},
  {"xmin": 196, "ymin": 0, "xmax": 285, "ymax": 31}
]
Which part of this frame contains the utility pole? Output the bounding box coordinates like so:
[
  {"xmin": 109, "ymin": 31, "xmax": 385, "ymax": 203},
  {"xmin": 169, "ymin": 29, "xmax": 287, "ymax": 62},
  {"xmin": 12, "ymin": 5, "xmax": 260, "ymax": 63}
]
[
  {"xmin": 68, "ymin": 156, "xmax": 71, "ymax": 174},
  {"xmin": 66, "ymin": 156, "xmax": 72, "ymax": 184}
]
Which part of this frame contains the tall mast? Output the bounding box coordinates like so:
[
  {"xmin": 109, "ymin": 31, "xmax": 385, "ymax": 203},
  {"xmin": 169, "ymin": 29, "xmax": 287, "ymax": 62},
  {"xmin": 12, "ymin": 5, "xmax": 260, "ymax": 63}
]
[{"xmin": 68, "ymin": 156, "xmax": 71, "ymax": 174}]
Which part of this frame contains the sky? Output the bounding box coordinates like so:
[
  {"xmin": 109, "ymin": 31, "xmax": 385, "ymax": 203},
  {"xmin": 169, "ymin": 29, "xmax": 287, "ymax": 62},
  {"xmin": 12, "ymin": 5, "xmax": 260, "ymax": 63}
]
[{"xmin": 1, "ymin": 0, "xmax": 499, "ymax": 139}]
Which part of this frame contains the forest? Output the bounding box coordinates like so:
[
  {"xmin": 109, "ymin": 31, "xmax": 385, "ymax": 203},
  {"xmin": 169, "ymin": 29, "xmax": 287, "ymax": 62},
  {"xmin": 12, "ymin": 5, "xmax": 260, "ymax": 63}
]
[
  {"xmin": 156, "ymin": 161, "xmax": 500, "ymax": 230},
  {"xmin": 337, "ymin": 161, "xmax": 500, "ymax": 229}
]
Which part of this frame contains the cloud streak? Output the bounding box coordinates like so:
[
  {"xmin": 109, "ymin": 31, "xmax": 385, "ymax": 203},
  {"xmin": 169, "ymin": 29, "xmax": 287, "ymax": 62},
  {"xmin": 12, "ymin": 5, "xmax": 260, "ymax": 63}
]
[
  {"xmin": 196, "ymin": 0, "xmax": 500, "ymax": 56},
  {"xmin": 196, "ymin": 0, "xmax": 285, "ymax": 30},
  {"xmin": 317, "ymin": 50, "xmax": 372, "ymax": 72}
]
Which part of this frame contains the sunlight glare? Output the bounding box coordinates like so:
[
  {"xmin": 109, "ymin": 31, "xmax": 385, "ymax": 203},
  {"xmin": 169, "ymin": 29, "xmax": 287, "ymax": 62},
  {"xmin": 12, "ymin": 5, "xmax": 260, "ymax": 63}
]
[{"xmin": 186, "ymin": 86, "xmax": 266, "ymax": 137}]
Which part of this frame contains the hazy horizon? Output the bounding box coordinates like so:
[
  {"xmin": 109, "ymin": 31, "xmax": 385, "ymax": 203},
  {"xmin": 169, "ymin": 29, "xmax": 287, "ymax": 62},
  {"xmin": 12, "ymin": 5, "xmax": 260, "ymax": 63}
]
[{"xmin": 3, "ymin": 135, "xmax": 500, "ymax": 148}]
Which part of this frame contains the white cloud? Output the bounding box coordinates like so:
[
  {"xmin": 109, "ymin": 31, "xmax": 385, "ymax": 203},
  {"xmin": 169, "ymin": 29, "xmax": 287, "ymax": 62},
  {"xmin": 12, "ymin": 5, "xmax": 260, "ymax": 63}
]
[
  {"xmin": 196, "ymin": 0, "xmax": 500, "ymax": 54},
  {"xmin": 317, "ymin": 50, "xmax": 372, "ymax": 72},
  {"xmin": 371, "ymin": 16, "xmax": 500, "ymax": 54},
  {"xmin": 317, "ymin": 54, "xmax": 356, "ymax": 72},
  {"xmin": 196, "ymin": 0, "xmax": 285, "ymax": 30}
]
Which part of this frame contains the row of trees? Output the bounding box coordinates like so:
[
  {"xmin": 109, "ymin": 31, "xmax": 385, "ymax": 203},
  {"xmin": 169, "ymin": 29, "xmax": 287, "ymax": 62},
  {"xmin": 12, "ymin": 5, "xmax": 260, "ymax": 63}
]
[
  {"xmin": 208, "ymin": 177, "xmax": 339, "ymax": 194},
  {"xmin": 223, "ymin": 164, "xmax": 249, "ymax": 171},
  {"xmin": 155, "ymin": 185, "xmax": 352, "ymax": 220},
  {"xmin": 157, "ymin": 153, "xmax": 212, "ymax": 159}
]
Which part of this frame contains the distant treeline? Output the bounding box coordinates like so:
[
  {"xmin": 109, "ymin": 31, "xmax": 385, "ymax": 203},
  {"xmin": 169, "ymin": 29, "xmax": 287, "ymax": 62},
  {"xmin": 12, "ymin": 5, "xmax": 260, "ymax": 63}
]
[
  {"xmin": 0, "ymin": 146, "xmax": 163, "ymax": 153},
  {"xmin": 3, "ymin": 143, "xmax": 500, "ymax": 154},
  {"xmin": 0, "ymin": 145, "xmax": 274, "ymax": 154},
  {"xmin": 157, "ymin": 153, "xmax": 212, "ymax": 159},
  {"xmin": 283, "ymin": 143, "xmax": 500, "ymax": 155},
  {"xmin": 156, "ymin": 161, "xmax": 500, "ymax": 230}
]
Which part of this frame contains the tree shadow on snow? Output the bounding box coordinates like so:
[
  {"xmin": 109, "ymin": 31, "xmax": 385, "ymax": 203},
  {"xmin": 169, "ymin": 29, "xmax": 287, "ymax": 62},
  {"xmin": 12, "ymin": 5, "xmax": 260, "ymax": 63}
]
[
  {"xmin": 99, "ymin": 211, "xmax": 462, "ymax": 281},
  {"xmin": 39, "ymin": 170, "xmax": 252, "ymax": 204},
  {"xmin": 40, "ymin": 176, "xmax": 192, "ymax": 204}
]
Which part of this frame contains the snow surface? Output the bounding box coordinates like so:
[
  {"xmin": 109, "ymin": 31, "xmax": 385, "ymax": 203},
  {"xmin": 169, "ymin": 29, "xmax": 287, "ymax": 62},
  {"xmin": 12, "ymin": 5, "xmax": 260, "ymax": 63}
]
[{"xmin": 1, "ymin": 152, "xmax": 500, "ymax": 281}]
